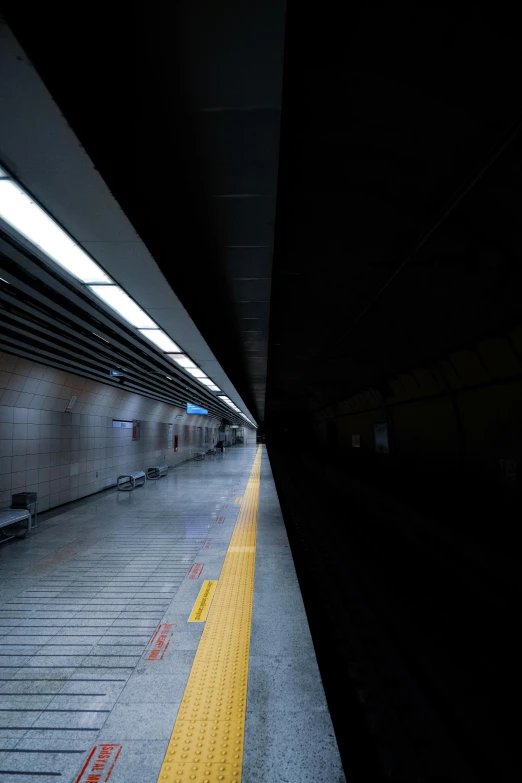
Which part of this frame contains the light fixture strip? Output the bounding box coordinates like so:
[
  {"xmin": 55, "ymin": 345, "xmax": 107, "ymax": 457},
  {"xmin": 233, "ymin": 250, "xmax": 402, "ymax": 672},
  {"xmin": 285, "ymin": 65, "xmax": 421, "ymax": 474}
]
[
  {"xmin": 137, "ymin": 329, "xmax": 182, "ymax": 353},
  {"xmin": 0, "ymin": 163, "xmax": 253, "ymax": 419},
  {"xmin": 0, "ymin": 174, "xmax": 111, "ymax": 284}
]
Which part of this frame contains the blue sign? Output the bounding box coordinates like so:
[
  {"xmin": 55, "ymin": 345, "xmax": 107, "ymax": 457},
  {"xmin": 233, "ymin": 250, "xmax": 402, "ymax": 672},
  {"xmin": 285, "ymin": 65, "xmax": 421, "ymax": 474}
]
[{"xmin": 186, "ymin": 403, "xmax": 208, "ymax": 415}]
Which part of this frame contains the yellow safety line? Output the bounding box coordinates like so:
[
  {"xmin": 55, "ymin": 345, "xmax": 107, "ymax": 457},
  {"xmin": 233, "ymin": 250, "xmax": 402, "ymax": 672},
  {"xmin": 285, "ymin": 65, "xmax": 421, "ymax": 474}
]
[
  {"xmin": 188, "ymin": 581, "xmax": 218, "ymax": 623},
  {"xmin": 156, "ymin": 446, "xmax": 262, "ymax": 783}
]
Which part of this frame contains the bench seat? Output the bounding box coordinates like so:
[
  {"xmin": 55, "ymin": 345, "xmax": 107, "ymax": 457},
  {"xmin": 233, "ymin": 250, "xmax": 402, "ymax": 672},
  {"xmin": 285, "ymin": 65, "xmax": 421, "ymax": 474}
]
[
  {"xmin": 0, "ymin": 509, "xmax": 31, "ymax": 542},
  {"xmin": 147, "ymin": 465, "xmax": 168, "ymax": 480},
  {"xmin": 117, "ymin": 471, "xmax": 146, "ymax": 491}
]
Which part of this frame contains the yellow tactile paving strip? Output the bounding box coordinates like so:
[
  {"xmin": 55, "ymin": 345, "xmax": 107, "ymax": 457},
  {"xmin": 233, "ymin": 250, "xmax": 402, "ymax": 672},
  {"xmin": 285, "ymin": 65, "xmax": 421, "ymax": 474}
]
[{"xmin": 156, "ymin": 446, "xmax": 262, "ymax": 783}]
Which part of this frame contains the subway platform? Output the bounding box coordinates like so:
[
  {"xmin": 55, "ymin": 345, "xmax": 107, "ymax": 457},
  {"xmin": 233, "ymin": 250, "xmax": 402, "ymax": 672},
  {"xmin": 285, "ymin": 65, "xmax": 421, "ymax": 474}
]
[{"xmin": 0, "ymin": 446, "xmax": 344, "ymax": 783}]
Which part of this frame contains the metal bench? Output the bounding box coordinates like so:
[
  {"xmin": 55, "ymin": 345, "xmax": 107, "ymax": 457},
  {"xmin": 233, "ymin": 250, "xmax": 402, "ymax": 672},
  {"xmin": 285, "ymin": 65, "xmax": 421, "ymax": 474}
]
[
  {"xmin": 11, "ymin": 492, "xmax": 38, "ymax": 530},
  {"xmin": 147, "ymin": 465, "xmax": 169, "ymax": 480},
  {"xmin": 0, "ymin": 509, "xmax": 31, "ymax": 543},
  {"xmin": 117, "ymin": 470, "xmax": 146, "ymax": 491}
]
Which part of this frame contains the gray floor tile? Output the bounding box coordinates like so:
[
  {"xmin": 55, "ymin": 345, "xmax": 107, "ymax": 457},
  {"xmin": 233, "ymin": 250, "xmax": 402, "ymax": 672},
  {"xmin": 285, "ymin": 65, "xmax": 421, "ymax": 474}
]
[
  {"xmin": 250, "ymin": 614, "xmax": 316, "ymax": 658},
  {"xmin": 26, "ymin": 655, "xmax": 87, "ymax": 668},
  {"xmin": 98, "ymin": 702, "xmax": 180, "ymax": 740},
  {"xmin": 0, "ymin": 694, "xmax": 54, "ymax": 710},
  {"xmin": 0, "ymin": 746, "xmax": 88, "ymax": 779},
  {"xmin": 89, "ymin": 644, "xmax": 147, "ymax": 656},
  {"xmin": 31, "ymin": 709, "xmax": 108, "ymax": 730},
  {"xmin": 0, "ymin": 446, "xmax": 344, "ymax": 781},
  {"xmin": 0, "ymin": 738, "xmax": 18, "ymax": 766},
  {"xmin": 247, "ymin": 654, "xmax": 328, "ymax": 712},
  {"xmin": 95, "ymin": 739, "xmax": 168, "ymax": 783},
  {"xmin": 117, "ymin": 663, "xmax": 193, "ymax": 705},
  {"xmin": 245, "ymin": 708, "xmax": 347, "ymax": 782}
]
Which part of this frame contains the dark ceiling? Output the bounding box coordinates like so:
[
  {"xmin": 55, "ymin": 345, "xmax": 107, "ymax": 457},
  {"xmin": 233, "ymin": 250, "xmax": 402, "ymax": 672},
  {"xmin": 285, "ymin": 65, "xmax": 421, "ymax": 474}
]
[
  {"xmin": 4, "ymin": 4, "xmax": 522, "ymax": 428},
  {"xmin": 2, "ymin": 0, "xmax": 285, "ymax": 424},
  {"xmin": 268, "ymin": 4, "xmax": 522, "ymax": 421}
]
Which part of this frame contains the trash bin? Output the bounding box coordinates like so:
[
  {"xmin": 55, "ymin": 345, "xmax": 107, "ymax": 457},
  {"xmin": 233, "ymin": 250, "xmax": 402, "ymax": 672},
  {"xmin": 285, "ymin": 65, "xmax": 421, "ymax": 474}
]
[{"xmin": 11, "ymin": 492, "xmax": 38, "ymax": 530}]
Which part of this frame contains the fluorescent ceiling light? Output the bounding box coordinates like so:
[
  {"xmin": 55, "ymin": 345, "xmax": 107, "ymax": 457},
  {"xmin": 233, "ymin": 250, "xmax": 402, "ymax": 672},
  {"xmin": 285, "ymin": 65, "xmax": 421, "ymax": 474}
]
[
  {"xmin": 0, "ymin": 178, "xmax": 111, "ymax": 284},
  {"xmin": 92, "ymin": 332, "xmax": 109, "ymax": 343},
  {"xmin": 138, "ymin": 329, "xmax": 181, "ymax": 353},
  {"xmin": 171, "ymin": 355, "xmax": 196, "ymax": 369},
  {"xmin": 0, "ymin": 167, "xmax": 248, "ymax": 413},
  {"xmin": 89, "ymin": 285, "xmax": 156, "ymax": 328}
]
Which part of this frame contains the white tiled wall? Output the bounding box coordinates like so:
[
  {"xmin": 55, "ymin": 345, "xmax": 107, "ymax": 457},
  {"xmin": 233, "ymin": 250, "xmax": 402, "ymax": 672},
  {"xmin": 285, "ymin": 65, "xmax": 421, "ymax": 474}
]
[{"xmin": 0, "ymin": 352, "xmax": 250, "ymax": 512}]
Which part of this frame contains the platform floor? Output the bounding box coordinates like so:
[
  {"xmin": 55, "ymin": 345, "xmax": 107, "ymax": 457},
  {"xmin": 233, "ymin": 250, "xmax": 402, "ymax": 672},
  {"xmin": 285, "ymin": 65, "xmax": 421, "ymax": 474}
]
[{"xmin": 0, "ymin": 446, "xmax": 344, "ymax": 783}]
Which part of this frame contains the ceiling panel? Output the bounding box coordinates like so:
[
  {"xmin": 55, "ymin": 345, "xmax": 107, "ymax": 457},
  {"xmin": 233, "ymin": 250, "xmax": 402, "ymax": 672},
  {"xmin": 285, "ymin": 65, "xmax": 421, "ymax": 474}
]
[
  {"xmin": 223, "ymin": 247, "xmax": 273, "ymax": 278},
  {"xmin": 267, "ymin": 3, "xmax": 522, "ymax": 421},
  {"xmin": 2, "ymin": 1, "xmax": 286, "ymax": 422},
  {"xmin": 230, "ymin": 279, "xmax": 272, "ymax": 302},
  {"xmin": 212, "ymin": 197, "xmax": 276, "ymax": 247},
  {"xmin": 193, "ymin": 110, "xmax": 281, "ymax": 194}
]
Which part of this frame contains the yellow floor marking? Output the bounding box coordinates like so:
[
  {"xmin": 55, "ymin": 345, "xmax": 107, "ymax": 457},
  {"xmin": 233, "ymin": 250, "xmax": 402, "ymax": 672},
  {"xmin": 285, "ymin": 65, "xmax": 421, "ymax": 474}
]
[
  {"xmin": 228, "ymin": 546, "xmax": 255, "ymax": 553},
  {"xmin": 188, "ymin": 581, "xmax": 218, "ymax": 623},
  {"xmin": 156, "ymin": 447, "xmax": 262, "ymax": 783}
]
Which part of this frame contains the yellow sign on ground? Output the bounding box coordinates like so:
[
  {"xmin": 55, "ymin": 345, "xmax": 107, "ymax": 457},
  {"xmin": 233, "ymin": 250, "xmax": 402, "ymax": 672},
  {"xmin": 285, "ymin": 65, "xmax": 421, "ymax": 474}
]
[{"xmin": 188, "ymin": 580, "xmax": 217, "ymax": 623}]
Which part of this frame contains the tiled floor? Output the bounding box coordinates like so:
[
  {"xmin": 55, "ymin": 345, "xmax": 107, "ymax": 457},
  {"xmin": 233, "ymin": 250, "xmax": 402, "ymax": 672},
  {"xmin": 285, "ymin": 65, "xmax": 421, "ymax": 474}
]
[{"xmin": 0, "ymin": 446, "xmax": 344, "ymax": 782}]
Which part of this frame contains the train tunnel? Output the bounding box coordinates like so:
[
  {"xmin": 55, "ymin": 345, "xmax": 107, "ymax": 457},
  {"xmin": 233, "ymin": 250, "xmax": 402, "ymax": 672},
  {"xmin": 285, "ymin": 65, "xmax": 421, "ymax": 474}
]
[{"xmin": 1, "ymin": 3, "xmax": 521, "ymax": 781}]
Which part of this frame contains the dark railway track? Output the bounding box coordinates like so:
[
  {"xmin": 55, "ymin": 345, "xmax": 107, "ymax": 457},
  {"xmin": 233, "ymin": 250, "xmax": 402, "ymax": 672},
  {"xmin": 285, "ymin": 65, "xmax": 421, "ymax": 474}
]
[{"xmin": 268, "ymin": 447, "xmax": 520, "ymax": 782}]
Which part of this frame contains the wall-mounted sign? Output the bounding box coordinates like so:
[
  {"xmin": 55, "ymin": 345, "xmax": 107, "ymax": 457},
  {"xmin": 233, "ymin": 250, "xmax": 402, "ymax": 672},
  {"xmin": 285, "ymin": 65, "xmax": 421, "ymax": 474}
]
[
  {"xmin": 168, "ymin": 423, "xmax": 174, "ymax": 449},
  {"xmin": 187, "ymin": 403, "xmax": 208, "ymax": 415},
  {"xmin": 112, "ymin": 420, "xmax": 133, "ymax": 429},
  {"xmin": 132, "ymin": 420, "xmax": 140, "ymax": 440},
  {"xmin": 65, "ymin": 395, "xmax": 77, "ymax": 413}
]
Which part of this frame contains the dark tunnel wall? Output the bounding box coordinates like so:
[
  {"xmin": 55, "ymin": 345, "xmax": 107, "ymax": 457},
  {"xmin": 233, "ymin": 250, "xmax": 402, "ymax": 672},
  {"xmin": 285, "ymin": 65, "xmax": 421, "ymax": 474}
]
[
  {"xmin": 267, "ymin": 3, "xmax": 522, "ymax": 439},
  {"xmin": 313, "ymin": 328, "xmax": 522, "ymax": 503}
]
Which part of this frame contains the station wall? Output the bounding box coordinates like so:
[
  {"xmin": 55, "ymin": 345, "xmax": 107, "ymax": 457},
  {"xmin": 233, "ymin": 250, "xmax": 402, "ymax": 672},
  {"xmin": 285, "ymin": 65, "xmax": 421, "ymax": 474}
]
[
  {"xmin": 0, "ymin": 351, "xmax": 255, "ymax": 512},
  {"xmin": 314, "ymin": 331, "xmax": 522, "ymax": 492}
]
